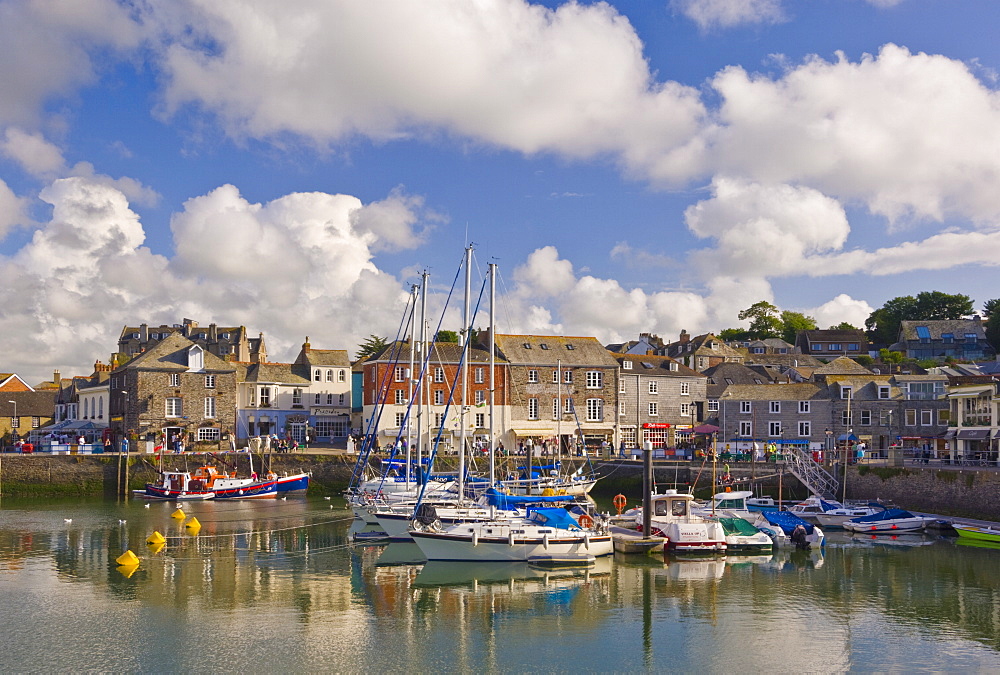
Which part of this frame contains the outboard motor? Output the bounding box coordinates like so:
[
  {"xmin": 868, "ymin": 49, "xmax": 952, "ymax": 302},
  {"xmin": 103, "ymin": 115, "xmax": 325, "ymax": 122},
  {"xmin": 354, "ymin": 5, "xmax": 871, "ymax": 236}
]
[{"xmin": 790, "ymin": 524, "xmax": 809, "ymax": 550}]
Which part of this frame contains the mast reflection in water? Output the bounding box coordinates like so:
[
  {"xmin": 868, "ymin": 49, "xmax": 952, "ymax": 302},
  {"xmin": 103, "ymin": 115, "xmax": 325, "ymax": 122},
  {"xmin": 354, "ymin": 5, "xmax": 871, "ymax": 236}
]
[{"xmin": 2, "ymin": 499, "xmax": 1000, "ymax": 672}]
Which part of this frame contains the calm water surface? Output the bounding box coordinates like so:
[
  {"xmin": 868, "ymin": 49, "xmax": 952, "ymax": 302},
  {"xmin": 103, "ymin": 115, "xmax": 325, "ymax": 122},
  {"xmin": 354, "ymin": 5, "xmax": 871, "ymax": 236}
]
[{"xmin": 2, "ymin": 496, "xmax": 1000, "ymax": 673}]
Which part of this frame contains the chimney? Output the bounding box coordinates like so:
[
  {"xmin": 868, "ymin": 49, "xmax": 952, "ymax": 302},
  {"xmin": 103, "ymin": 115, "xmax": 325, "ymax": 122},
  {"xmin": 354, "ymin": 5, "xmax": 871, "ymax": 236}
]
[
  {"xmin": 209, "ymin": 323, "xmax": 218, "ymax": 341},
  {"xmin": 140, "ymin": 323, "xmax": 148, "ymax": 343},
  {"xmin": 53, "ymin": 369, "xmax": 61, "ymax": 385},
  {"xmin": 679, "ymin": 330, "xmax": 690, "ymax": 345}
]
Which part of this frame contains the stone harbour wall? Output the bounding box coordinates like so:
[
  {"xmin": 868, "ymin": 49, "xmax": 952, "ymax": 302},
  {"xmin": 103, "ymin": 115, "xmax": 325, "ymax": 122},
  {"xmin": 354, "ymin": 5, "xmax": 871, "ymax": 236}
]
[{"xmin": 845, "ymin": 465, "xmax": 1000, "ymax": 520}]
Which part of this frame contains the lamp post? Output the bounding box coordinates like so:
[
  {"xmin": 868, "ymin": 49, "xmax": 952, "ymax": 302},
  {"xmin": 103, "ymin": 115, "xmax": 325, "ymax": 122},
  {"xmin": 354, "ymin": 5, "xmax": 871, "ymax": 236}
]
[
  {"xmin": 825, "ymin": 428, "xmax": 832, "ymax": 465},
  {"xmin": 7, "ymin": 400, "xmax": 16, "ymax": 443}
]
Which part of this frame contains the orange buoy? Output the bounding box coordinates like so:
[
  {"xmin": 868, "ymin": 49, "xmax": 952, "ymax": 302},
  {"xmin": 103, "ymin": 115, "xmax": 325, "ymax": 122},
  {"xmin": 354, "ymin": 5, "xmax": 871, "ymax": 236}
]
[{"xmin": 612, "ymin": 494, "xmax": 627, "ymax": 515}]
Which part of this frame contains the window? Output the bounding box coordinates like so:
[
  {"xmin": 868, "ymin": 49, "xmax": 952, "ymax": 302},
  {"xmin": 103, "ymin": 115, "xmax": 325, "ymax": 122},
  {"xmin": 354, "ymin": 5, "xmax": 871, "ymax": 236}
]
[
  {"xmin": 434, "ymin": 413, "xmax": 445, "ymax": 427},
  {"xmin": 475, "ymin": 412, "xmax": 485, "ymax": 427},
  {"xmin": 841, "ymin": 386, "xmax": 852, "ymax": 400},
  {"xmin": 326, "ymin": 370, "xmax": 333, "ymax": 382},
  {"xmin": 798, "ymin": 421, "xmax": 811, "ymax": 437},
  {"xmin": 708, "ymin": 399, "xmax": 719, "ymax": 412},
  {"xmin": 395, "ymin": 389, "xmax": 405, "ymax": 405},
  {"xmin": 648, "ymin": 381, "xmax": 658, "ymax": 395},
  {"xmin": 680, "ymin": 382, "xmax": 690, "ymax": 396},
  {"xmin": 920, "ymin": 409, "xmax": 933, "ymax": 426},
  {"xmin": 339, "ymin": 393, "xmax": 345, "ymax": 405},
  {"xmin": 586, "ymin": 398, "xmax": 603, "ymax": 422},
  {"xmin": 752, "ymin": 347, "xmax": 765, "ymax": 354},
  {"xmin": 552, "ymin": 370, "xmax": 559, "ymax": 383},
  {"xmin": 395, "ymin": 412, "xmax": 406, "ymax": 427},
  {"xmin": 553, "ymin": 398, "xmax": 560, "ymax": 419},
  {"xmin": 586, "ymin": 371, "xmax": 603, "ymax": 389},
  {"xmin": 564, "ymin": 370, "xmax": 573, "ymax": 383},
  {"xmin": 169, "ymin": 373, "xmax": 180, "ymax": 387},
  {"xmin": 326, "ymin": 393, "xmax": 334, "ymax": 405},
  {"xmin": 740, "ymin": 401, "xmax": 752, "ymax": 414},
  {"xmin": 31, "ymin": 416, "xmax": 39, "ymax": 428},
  {"xmin": 204, "ymin": 397, "xmax": 216, "ymax": 418},
  {"xmin": 475, "ymin": 368, "xmax": 484, "ymax": 384},
  {"xmin": 942, "ymin": 333, "xmax": 954, "ymax": 343},
  {"xmin": 197, "ymin": 427, "xmax": 220, "ymax": 442},
  {"xmin": 938, "ymin": 409, "xmax": 949, "ymax": 425},
  {"xmin": 314, "ymin": 369, "xmax": 321, "ymax": 381},
  {"xmin": 433, "ymin": 390, "xmax": 444, "ymax": 405},
  {"xmin": 259, "ymin": 388, "xmax": 271, "ymax": 406},
  {"xmin": 680, "ymin": 403, "xmax": 690, "ymax": 417},
  {"xmin": 434, "ymin": 367, "xmax": 444, "ymax": 383},
  {"xmin": 165, "ymin": 398, "xmax": 182, "ymax": 418},
  {"xmin": 769, "ymin": 401, "xmax": 780, "ymax": 414},
  {"xmin": 648, "ymin": 402, "xmax": 658, "ymax": 416},
  {"xmin": 292, "ymin": 389, "xmax": 302, "ymax": 405},
  {"xmin": 878, "ymin": 385, "xmax": 890, "ymax": 400},
  {"xmin": 540, "ymin": 343, "xmax": 550, "ymax": 350},
  {"xmin": 841, "ymin": 411, "xmax": 853, "ymax": 426},
  {"xmin": 829, "ymin": 344, "xmax": 841, "ymax": 351},
  {"xmin": 10, "ymin": 416, "xmax": 18, "ymax": 428},
  {"xmin": 394, "ymin": 366, "xmax": 405, "ymax": 382},
  {"xmin": 623, "ymin": 361, "xmax": 632, "ymax": 370},
  {"xmin": 739, "ymin": 421, "xmax": 752, "ymax": 437},
  {"xmin": 905, "ymin": 409, "xmax": 917, "ymax": 426},
  {"xmin": 965, "ymin": 333, "xmax": 977, "ymax": 344},
  {"xmin": 205, "ymin": 375, "xmax": 216, "ymax": 388},
  {"xmin": 528, "ymin": 369, "xmax": 538, "ymax": 383},
  {"xmin": 769, "ymin": 421, "xmax": 782, "ymax": 436},
  {"xmin": 475, "ymin": 390, "xmax": 485, "ymax": 405},
  {"xmin": 619, "ymin": 400, "xmax": 626, "ymax": 416},
  {"xmin": 848, "ymin": 343, "xmax": 859, "ymax": 351},
  {"xmin": 338, "ymin": 370, "xmax": 346, "ymax": 382},
  {"xmin": 315, "ymin": 393, "xmax": 321, "ymax": 404},
  {"xmin": 670, "ymin": 362, "xmax": 679, "ymax": 372},
  {"xmin": 528, "ymin": 398, "xmax": 539, "ymax": 420},
  {"xmin": 619, "ymin": 379, "xmax": 626, "ymax": 394},
  {"xmin": 915, "ymin": 326, "xmax": 931, "ymax": 342},
  {"xmin": 798, "ymin": 401, "xmax": 810, "ymax": 414},
  {"xmin": 859, "ymin": 410, "xmax": 871, "ymax": 426}
]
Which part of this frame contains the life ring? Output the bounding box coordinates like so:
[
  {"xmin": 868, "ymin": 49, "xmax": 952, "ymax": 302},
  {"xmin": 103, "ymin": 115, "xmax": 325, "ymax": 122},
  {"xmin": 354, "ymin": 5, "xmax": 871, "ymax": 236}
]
[
  {"xmin": 578, "ymin": 514, "xmax": 594, "ymax": 528},
  {"xmin": 266, "ymin": 472, "xmax": 277, "ymax": 480},
  {"xmin": 612, "ymin": 494, "xmax": 627, "ymax": 515}
]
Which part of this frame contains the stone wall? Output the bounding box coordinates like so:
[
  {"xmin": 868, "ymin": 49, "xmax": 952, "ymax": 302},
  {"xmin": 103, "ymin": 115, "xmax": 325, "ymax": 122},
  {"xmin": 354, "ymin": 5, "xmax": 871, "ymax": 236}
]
[{"xmin": 845, "ymin": 465, "xmax": 1000, "ymax": 520}]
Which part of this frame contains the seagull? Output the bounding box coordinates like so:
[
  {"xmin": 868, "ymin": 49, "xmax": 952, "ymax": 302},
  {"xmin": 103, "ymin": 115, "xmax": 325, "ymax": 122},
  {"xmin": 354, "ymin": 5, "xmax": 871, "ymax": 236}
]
[
  {"xmin": 329, "ymin": 505, "xmax": 334, "ymax": 509},
  {"xmin": 324, "ymin": 496, "xmax": 331, "ymax": 500},
  {"xmin": 119, "ymin": 519, "xmax": 127, "ymax": 524},
  {"xmin": 280, "ymin": 497, "xmax": 287, "ymax": 501},
  {"xmin": 144, "ymin": 504, "xmax": 150, "ymax": 509},
  {"xmin": 64, "ymin": 518, "xmax": 72, "ymax": 523}
]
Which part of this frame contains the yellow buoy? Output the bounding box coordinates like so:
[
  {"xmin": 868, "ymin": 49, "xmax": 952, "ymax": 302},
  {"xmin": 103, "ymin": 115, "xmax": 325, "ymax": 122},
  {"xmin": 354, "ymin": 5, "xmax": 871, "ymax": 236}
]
[
  {"xmin": 115, "ymin": 549, "xmax": 140, "ymax": 566},
  {"xmin": 116, "ymin": 564, "xmax": 139, "ymax": 578},
  {"xmin": 146, "ymin": 541, "xmax": 165, "ymax": 555},
  {"xmin": 185, "ymin": 517, "xmax": 201, "ymax": 532},
  {"xmin": 171, "ymin": 508, "xmax": 185, "ymax": 520},
  {"xmin": 146, "ymin": 531, "xmax": 166, "ymax": 545}
]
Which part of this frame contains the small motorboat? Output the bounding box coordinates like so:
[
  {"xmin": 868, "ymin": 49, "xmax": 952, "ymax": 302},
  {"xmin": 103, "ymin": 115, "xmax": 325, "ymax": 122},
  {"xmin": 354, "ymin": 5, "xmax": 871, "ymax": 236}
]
[
  {"xmin": 141, "ymin": 465, "xmax": 278, "ymax": 500},
  {"xmin": 757, "ymin": 510, "xmax": 824, "ymax": 549},
  {"xmin": 842, "ymin": 507, "xmax": 935, "ymax": 533},
  {"xmin": 815, "ymin": 503, "xmax": 885, "ymax": 529},
  {"xmin": 952, "ymin": 523, "xmax": 1000, "ymax": 543}
]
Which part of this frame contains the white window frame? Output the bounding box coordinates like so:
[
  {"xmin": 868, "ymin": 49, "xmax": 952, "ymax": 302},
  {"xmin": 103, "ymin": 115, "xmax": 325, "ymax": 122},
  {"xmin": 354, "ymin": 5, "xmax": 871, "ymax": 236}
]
[
  {"xmin": 648, "ymin": 402, "xmax": 658, "ymax": 416},
  {"xmin": 394, "ymin": 366, "xmax": 405, "ymax": 382},
  {"xmin": 878, "ymin": 385, "xmax": 891, "ymax": 400},
  {"xmin": 165, "ymin": 397, "xmax": 182, "ymax": 418},
  {"xmin": 434, "ymin": 367, "xmax": 444, "ymax": 383},
  {"xmin": 197, "ymin": 427, "xmax": 220, "ymax": 442},
  {"xmin": 769, "ymin": 421, "xmax": 782, "ymax": 437},
  {"xmin": 586, "ymin": 371, "xmax": 602, "ymax": 389},
  {"xmin": 740, "ymin": 401, "xmax": 752, "ymax": 414},
  {"xmin": 292, "ymin": 389, "xmax": 302, "ymax": 405},
  {"xmin": 841, "ymin": 386, "xmax": 853, "ymax": 400},
  {"xmin": 528, "ymin": 369, "xmax": 538, "ymax": 383},
  {"xmin": 169, "ymin": 373, "xmax": 180, "ymax": 387},
  {"xmin": 475, "ymin": 367, "xmax": 484, "ymax": 384},
  {"xmin": 680, "ymin": 382, "xmax": 690, "ymax": 396},
  {"xmin": 798, "ymin": 400, "xmax": 810, "ymax": 414},
  {"xmin": 860, "ymin": 410, "xmax": 871, "ymax": 426},
  {"xmin": 920, "ymin": 409, "xmax": 933, "ymax": 426},
  {"xmin": 648, "ymin": 381, "xmax": 658, "ymax": 395},
  {"xmin": 528, "ymin": 398, "xmax": 539, "ymax": 420},
  {"xmin": 680, "ymin": 403, "xmax": 690, "ymax": 417},
  {"xmin": 739, "ymin": 421, "xmax": 752, "ymax": 437},
  {"xmin": 769, "ymin": 401, "xmax": 780, "ymax": 414},
  {"xmin": 798, "ymin": 421, "xmax": 811, "ymax": 437},
  {"xmin": 586, "ymin": 398, "xmax": 603, "ymax": 422},
  {"xmin": 708, "ymin": 399, "xmax": 719, "ymax": 412},
  {"xmin": 205, "ymin": 375, "xmax": 215, "ymax": 388},
  {"xmin": 204, "ymin": 396, "xmax": 216, "ymax": 418},
  {"xmin": 434, "ymin": 390, "xmax": 444, "ymax": 406}
]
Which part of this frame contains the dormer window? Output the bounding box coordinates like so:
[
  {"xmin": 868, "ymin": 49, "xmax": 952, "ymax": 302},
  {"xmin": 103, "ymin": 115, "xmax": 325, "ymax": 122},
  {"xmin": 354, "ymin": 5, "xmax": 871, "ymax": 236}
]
[
  {"xmin": 523, "ymin": 343, "xmax": 532, "ymax": 349},
  {"xmin": 187, "ymin": 345, "xmax": 204, "ymax": 371},
  {"xmin": 566, "ymin": 344, "xmax": 575, "ymax": 350},
  {"xmin": 842, "ymin": 386, "xmax": 853, "ymax": 400},
  {"xmin": 314, "ymin": 369, "xmax": 321, "ymax": 381},
  {"xmin": 540, "ymin": 344, "xmax": 550, "ymax": 350},
  {"xmin": 623, "ymin": 361, "xmax": 633, "ymax": 370}
]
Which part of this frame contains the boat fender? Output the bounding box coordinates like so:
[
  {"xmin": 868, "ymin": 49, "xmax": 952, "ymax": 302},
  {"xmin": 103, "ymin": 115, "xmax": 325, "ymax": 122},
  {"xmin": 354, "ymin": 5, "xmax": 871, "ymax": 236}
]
[
  {"xmin": 509, "ymin": 531, "xmax": 515, "ymax": 547},
  {"xmin": 542, "ymin": 534, "xmax": 549, "ymax": 551},
  {"xmin": 472, "ymin": 531, "xmax": 479, "ymax": 547},
  {"xmin": 584, "ymin": 533, "xmax": 590, "ymax": 550}
]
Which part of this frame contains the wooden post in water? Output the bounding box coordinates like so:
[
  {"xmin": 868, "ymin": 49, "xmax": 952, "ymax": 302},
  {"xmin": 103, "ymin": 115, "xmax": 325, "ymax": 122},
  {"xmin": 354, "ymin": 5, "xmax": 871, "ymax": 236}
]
[{"xmin": 642, "ymin": 441, "xmax": 652, "ymax": 538}]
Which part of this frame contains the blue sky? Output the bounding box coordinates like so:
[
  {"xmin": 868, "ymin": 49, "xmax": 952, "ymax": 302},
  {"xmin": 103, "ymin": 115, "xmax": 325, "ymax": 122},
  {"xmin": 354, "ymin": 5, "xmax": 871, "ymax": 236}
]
[{"xmin": 2, "ymin": 0, "xmax": 1000, "ymax": 383}]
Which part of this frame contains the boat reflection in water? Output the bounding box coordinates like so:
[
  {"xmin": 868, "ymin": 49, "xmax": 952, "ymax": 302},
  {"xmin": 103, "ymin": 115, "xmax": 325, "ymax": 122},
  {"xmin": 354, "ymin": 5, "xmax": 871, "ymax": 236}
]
[{"xmin": 413, "ymin": 556, "xmax": 613, "ymax": 588}]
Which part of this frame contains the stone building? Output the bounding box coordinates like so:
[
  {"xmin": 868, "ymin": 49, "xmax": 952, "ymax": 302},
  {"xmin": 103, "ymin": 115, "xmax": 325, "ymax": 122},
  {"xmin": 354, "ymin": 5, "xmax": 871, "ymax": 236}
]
[
  {"xmin": 117, "ymin": 318, "xmax": 267, "ymax": 363},
  {"xmin": 612, "ymin": 353, "xmax": 707, "ymax": 453},
  {"xmin": 109, "ymin": 333, "xmax": 238, "ymax": 450}
]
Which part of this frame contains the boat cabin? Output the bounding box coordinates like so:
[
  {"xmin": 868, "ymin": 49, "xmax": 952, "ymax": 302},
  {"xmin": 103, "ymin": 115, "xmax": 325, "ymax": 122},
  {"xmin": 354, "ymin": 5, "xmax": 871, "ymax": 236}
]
[{"xmin": 650, "ymin": 491, "xmax": 695, "ymax": 519}]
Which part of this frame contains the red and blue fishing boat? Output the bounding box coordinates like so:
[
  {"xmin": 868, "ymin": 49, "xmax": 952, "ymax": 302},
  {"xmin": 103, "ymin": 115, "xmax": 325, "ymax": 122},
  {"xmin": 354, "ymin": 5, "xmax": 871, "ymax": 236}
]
[{"xmin": 141, "ymin": 465, "xmax": 278, "ymax": 500}]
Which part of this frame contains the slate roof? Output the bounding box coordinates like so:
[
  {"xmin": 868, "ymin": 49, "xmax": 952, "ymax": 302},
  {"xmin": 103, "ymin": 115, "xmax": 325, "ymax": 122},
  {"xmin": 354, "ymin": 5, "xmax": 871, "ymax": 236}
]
[
  {"xmin": 242, "ymin": 362, "xmax": 312, "ymax": 384},
  {"xmin": 117, "ymin": 334, "xmax": 235, "ymax": 373},
  {"xmin": 611, "ymin": 353, "xmax": 706, "ymax": 379},
  {"xmin": 719, "ymin": 383, "xmax": 826, "ymax": 402},
  {"xmin": 898, "ymin": 319, "xmax": 988, "ymax": 341},
  {"xmin": 492, "ymin": 334, "xmax": 618, "ymax": 367},
  {"xmin": 812, "ymin": 356, "xmax": 873, "ymax": 375},
  {"xmin": 0, "ymin": 390, "xmax": 58, "ymax": 416},
  {"xmin": 370, "ymin": 340, "xmax": 503, "ymax": 364}
]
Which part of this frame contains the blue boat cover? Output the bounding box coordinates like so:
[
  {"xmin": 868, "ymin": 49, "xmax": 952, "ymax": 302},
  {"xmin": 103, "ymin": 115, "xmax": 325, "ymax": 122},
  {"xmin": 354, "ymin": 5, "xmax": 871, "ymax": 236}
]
[
  {"xmin": 482, "ymin": 488, "xmax": 575, "ymax": 511},
  {"xmin": 527, "ymin": 507, "xmax": 582, "ymax": 531},
  {"xmin": 819, "ymin": 499, "xmax": 840, "ymax": 511},
  {"xmin": 849, "ymin": 508, "xmax": 915, "ymax": 523},
  {"xmin": 763, "ymin": 510, "xmax": 815, "ymax": 535}
]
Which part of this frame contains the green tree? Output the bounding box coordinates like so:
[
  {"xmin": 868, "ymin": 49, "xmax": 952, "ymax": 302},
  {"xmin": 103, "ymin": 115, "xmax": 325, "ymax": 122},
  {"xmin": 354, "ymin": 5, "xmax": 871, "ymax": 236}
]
[
  {"xmin": 780, "ymin": 310, "xmax": 817, "ymax": 345},
  {"xmin": 986, "ymin": 311, "xmax": 1000, "ymax": 353},
  {"xmin": 983, "ymin": 298, "xmax": 1000, "ymax": 318},
  {"xmin": 878, "ymin": 348, "xmax": 904, "ymax": 365},
  {"xmin": 738, "ymin": 301, "xmax": 783, "ymax": 340},
  {"xmin": 865, "ymin": 291, "xmax": 974, "ymax": 345},
  {"xmin": 435, "ymin": 330, "xmax": 459, "ymax": 343},
  {"xmin": 829, "ymin": 321, "xmax": 859, "ymax": 331},
  {"xmin": 356, "ymin": 334, "xmax": 388, "ymax": 360},
  {"xmin": 855, "ymin": 354, "xmax": 874, "ymax": 367},
  {"xmin": 718, "ymin": 327, "xmax": 749, "ymax": 342}
]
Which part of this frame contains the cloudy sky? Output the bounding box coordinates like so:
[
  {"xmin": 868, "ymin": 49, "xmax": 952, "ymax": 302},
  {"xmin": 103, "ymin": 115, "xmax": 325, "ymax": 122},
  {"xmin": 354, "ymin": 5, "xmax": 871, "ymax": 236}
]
[{"xmin": 2, "ymin": 0, "xmax": 1000, "ymax": 384}]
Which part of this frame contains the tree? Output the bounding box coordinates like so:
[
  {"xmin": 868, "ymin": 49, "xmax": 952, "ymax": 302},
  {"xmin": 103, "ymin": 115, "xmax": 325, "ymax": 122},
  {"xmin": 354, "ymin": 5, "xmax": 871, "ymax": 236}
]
[
  {"xmin": 356, "ymin": 334, "xmax": 388, "ymax": 360},
  {"xmin": 983, "ymin": 298, "xmax": 1000, "ymax": 318},
  {"xmin": 738, "ymin": 301, "xmax": 783, "ymax": 340},
  {"xmin": 829, "ymin": 321, "xmax": 859, "ymax": 331},
  {"xmin": 435, "ymin": 330, "xmax": 459, "ymax": 343},
  {"xmin": 865, "ymin": 291, "xmax": 974, "ymax": 345},
  {"xmin": 718, "ymin": 327, "xmax": 749, "ymax": 342},
  {"xmin": 780, "ymin": 311, "xmax": 817, "ymax": 345},
  {"xmin": 987, "ymin": 311, "xmax": 1000, "ymax": 353},
  {"xmin": 878, "ymin": 348, "xmax": 904, "ymax": 365},
  {"xmin": 855, "ymin": 354, "xmax": 874, "ymax": 367}
]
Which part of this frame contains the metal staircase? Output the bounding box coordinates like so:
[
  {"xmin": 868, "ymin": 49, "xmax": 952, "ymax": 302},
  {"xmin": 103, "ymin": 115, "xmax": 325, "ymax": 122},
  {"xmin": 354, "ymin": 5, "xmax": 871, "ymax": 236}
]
[{"xmin": 784, "ymin": 446, "xmax": 839, "ymax": 499}]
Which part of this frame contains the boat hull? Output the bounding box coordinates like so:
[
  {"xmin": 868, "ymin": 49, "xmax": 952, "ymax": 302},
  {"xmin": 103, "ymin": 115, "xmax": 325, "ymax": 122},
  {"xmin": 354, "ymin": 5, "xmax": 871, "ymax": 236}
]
[
  {"xmin": 953, "ymin": 524, "xmax": 1000, "ymax": 542},
  {"xmin": 410, "ymin": 530, "xmax": 613, "ymax": 562},
  {"xmin": 843, "ymin": 518, "xmax": 928, "ymax": 533},
  {"xmin": 275, "ymin": 473, "xmax": 310, "ymax": 492},
  {"xmin": 143, "ymin": 480, "xmax": 278, "ymax": 500}
]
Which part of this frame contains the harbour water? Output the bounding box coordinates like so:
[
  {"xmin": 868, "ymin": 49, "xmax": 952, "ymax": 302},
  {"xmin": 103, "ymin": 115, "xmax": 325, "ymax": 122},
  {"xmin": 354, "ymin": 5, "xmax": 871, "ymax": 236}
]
[{"xmin": 2, "ymin": 496, "xmax": 1000, "ymax": 672}]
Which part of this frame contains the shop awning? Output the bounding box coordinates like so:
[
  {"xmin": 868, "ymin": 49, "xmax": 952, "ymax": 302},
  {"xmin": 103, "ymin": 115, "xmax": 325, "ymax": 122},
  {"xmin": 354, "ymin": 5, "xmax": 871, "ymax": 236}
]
[
  {"xmin": 837, "ymin": 433, "xmax": 859, "ymax": 442},
  {"xmin": 510, "ymin": 429, "xmax": 546, "ymax": 437},
  {"xmin": 957, "ymin": 429, "xmax": 990, "ymax": 440},
  {"xmin": 942, "ymin": 429, "xmax": 956, "ymax": 439},
  {"xmin": 693, "ymin": 424, "xmax": 720, "ymax": 434}
]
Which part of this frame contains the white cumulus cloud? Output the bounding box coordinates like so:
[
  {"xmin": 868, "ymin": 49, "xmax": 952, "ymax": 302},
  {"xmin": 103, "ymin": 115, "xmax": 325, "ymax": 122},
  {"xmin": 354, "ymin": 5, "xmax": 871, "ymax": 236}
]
[{"xmin": 672, "ymin": 0, "xmax": 785, "ymax": 30}]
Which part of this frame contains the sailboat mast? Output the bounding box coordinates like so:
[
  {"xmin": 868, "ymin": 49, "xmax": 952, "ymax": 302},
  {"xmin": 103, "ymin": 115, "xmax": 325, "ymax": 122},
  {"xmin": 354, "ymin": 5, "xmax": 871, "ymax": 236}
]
[
  {"xmin": 420, "ymin": 270, "xmax": 430, "ymax": 482},
  {"xmin": 459, "ymin": 246, "xmax": 471, "ymax": 502},
  {"xmin": 406, "ymin": 284, "xmax": 417, "ymax": 489},
  {"xmin": 489, "ymin": 262, "xmax": 497, "ymax": 486}
]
